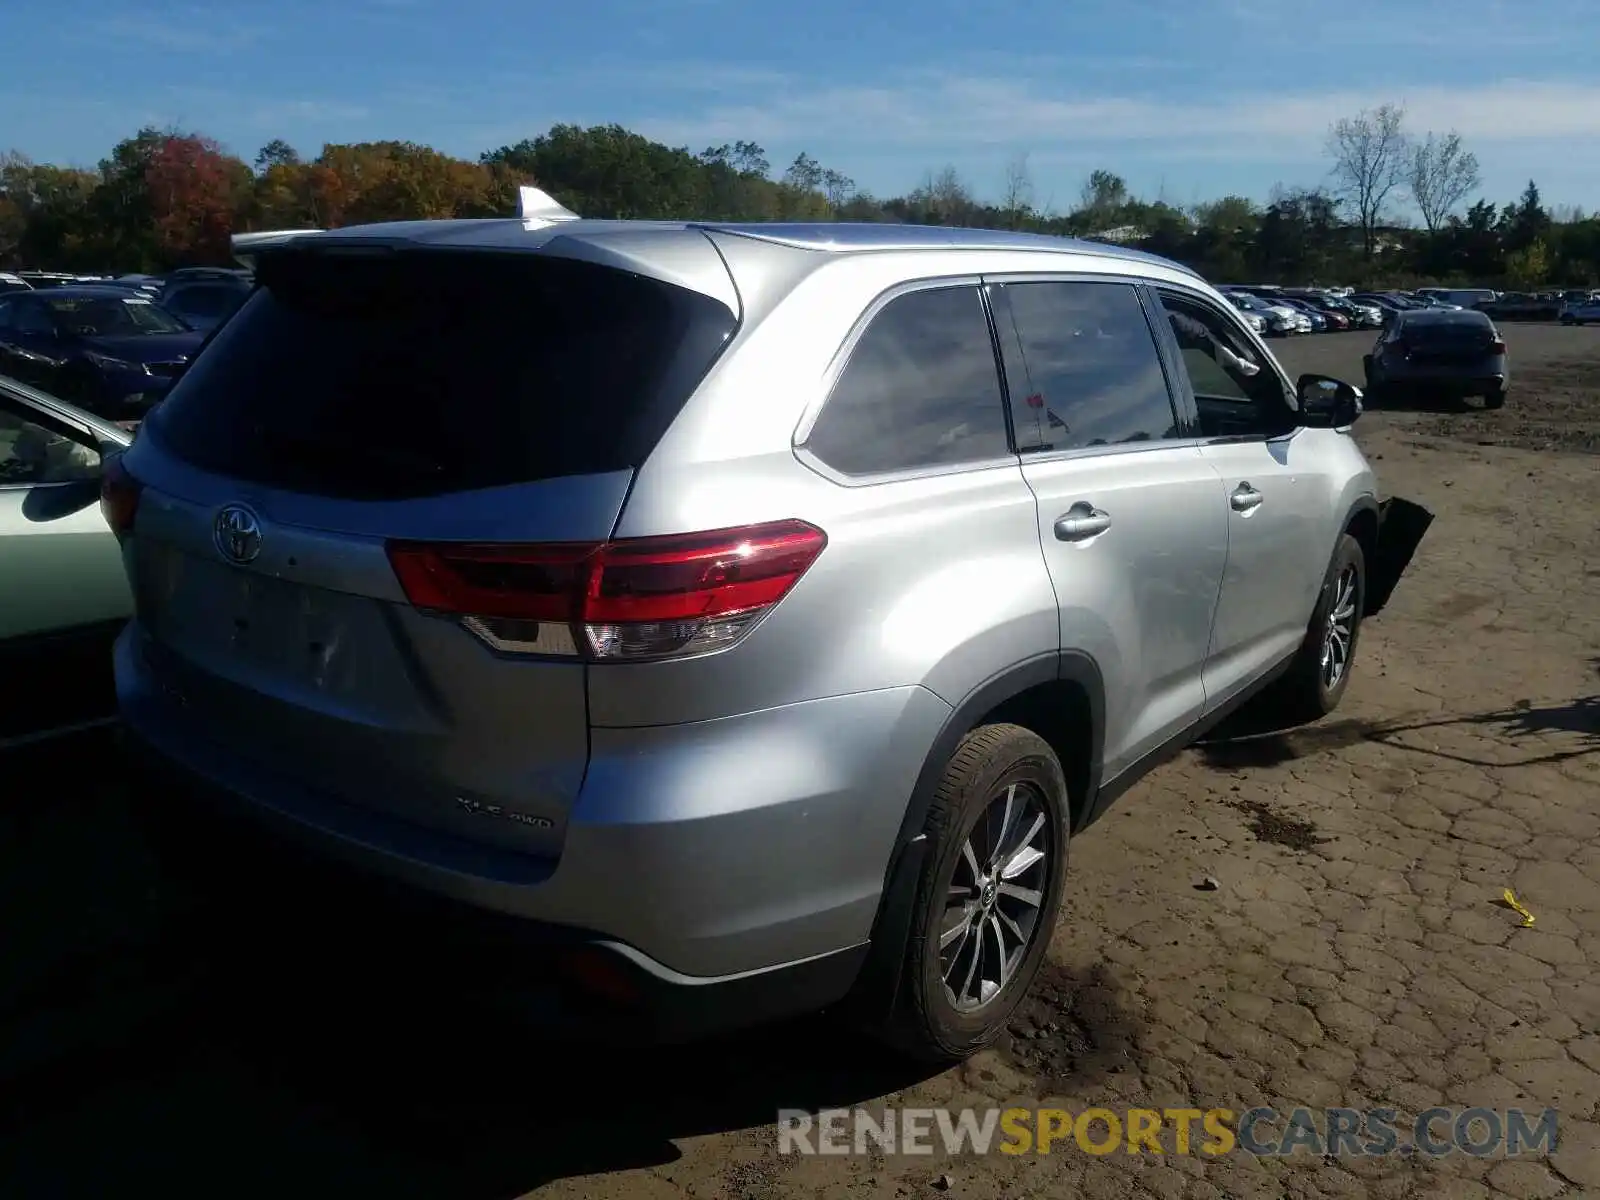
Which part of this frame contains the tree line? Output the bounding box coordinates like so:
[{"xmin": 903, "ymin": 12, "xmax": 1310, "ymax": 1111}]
[{"xmin": 2, "ymin": 105, "xmax": 1595, "ymax": 288}]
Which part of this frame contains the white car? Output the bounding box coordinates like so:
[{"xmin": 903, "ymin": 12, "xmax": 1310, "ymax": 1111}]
[
  {"xmin": 1559, "ymin": 295, "xmax": 1600, "ymax": 325},
  {"xmin": 1222, "ymin": 291, "xmax": 1302, "ymax": 336},
  {"xmin": 1269, "ymin": 304, "xmax": 1313, "ymax": 334}
]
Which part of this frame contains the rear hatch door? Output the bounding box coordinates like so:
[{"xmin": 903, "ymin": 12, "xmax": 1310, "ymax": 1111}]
[
  {"xmin": 1404, "ymin": 319, "xmax": 1497, "ymax": 365},
  {"xmin": 120, "ymin": 239, "xmax": 738, "ymax": 855}
]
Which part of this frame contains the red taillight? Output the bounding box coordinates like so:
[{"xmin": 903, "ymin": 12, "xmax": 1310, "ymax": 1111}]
[
  {"xmin": 386, "ymin": 541, "xmax": 594, "ymax": 622},
  {"xmin": 386, "ymin": 520, "xmax": 827, "ymax": 661},
  {"xmin": 1488, "ymin": 339, "xmax": 1507, "ymax": 354},
  {"xmin": 99, "ymin": 455, "xmax": 142, "ymax": 537}
]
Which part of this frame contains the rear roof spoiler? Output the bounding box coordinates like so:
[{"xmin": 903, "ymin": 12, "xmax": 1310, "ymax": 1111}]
[{"xmin": 231, "ymin": 228, "xmax": 323, "ymax": 269}]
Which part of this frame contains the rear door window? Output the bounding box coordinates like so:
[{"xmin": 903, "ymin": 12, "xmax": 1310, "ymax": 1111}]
[
  {"xmin": 996, "ymin": 280, "xmax": 1182, "ymax": 451},
  {"xmin": 0, "ymin": 396, "xmax": 101, "ymax": 485},
  {"xmin": 146, "ymin": 251, "xmax": 739, "ymax": 499},
  {"xmin": 803, "ymin": 284, "xmax": 1011, "ymax": 476}
]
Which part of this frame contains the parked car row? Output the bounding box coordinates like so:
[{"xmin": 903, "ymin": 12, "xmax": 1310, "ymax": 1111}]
[
  {"xmin": 1215, "ymin": 283, "xmax": 1600, "ymax": 332},
  {"xmin": 1560, "ymin": 293, "xmax": 1600, "ymax": 325},
  {"xmin": 1218, "ymin": 286, "xmax": 1385, "ymax": 336},
  {"xmin": 0, "ymin": 266, "xmax": 257, "ymax": 422}
]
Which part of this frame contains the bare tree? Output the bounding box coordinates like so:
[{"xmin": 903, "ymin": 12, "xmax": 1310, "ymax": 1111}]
[
  {"xmin": 911, "ymin": 165, "xmax": 974, "ymax": 225},
  {"xmin": 1001, "ymin": 152, "xmax": 1033, "ymax": 229},
  {"xmin": 1325, "ymin": 103, "xmax": 1408, "ymax": 258},
  {"xmin": 1407, "ymin": 131, "xmax": 1480, "ymax": 233},
  {"xmin": 783, "ymin": 152, "xmax": 825, "ymax": 193},
  {"xmin": 820, "ymin": 168, "xmax": 856, "ymax": 212}
]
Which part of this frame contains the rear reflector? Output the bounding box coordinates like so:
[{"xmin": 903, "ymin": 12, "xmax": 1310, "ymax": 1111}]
[
  {"xmin": 386, "ymin": 520, "xmax": 827, "ymax": 661},
  {"xmin": 99, "ymin": 455, "xmax": 142, "ymax": 537}
]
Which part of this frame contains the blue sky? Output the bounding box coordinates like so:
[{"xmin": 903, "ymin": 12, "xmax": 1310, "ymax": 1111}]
[{"xmin": 6, "ymin": 0, "xmax": 1599, "ymax": 216}]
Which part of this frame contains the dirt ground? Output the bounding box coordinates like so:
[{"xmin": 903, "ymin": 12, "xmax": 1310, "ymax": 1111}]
[{"xmin": 2, "ymin": 327, "xmax": 1598, "ymax": 1199}]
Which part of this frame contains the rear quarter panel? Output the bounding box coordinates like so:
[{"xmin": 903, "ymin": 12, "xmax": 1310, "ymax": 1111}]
[{"xmin": 590, "ymin": 248, "xmax": 1082, "ymax": 729}]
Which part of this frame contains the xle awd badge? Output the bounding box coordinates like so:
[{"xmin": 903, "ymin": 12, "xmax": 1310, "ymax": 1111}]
[
  {"xmin": 456, "ymin": 795, "xmax": 555, "ymax": 830},
  {"xmin": 214, "ymin": 503, "xmax": 263, "ymax": 564}
]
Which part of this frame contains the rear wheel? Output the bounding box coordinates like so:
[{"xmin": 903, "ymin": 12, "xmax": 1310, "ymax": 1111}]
[
  {"xmin": 1271, "ymin": 534, "xmax": 1365, "ymax": 723},
  {"xmin": 1361, "ymin": 357, "xmax": 1387, "ymax": 406},
  {"xmin": 1484, "ymin": 387, "xmax": 1506, "ymax": 410},
  {"xmin": 876, "ymin": 723, "xmax": 1069, "ymax": 1063}
]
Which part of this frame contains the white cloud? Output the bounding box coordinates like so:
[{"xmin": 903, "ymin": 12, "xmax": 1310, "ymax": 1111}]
[
  {"xmin": 94, "ymin": 14, "xmax": 267, "ymax": 53},
  {"xmin": 243, "ymin": 99, "xmax": 374, "ymax": 129},
  {"xmin": 629, "ymin": 73, "xmax": 1600, "ymax": 156}
]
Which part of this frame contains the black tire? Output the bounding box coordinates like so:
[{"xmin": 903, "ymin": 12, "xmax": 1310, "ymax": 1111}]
[
  {"xmin": 1271, "ymin": 534, "xmax": 1365, "ymax": 723},
  {"xmin": 876, "ymin": 723, "xmax": 1070, "ymax": 1063},
  {"xmin": 1361, "ymin": 354, "xmax": 1375, "ymax": 389},
  {"xmin": 1484, "ymin": 387, "xmax": 1506, "ymax": 410}
]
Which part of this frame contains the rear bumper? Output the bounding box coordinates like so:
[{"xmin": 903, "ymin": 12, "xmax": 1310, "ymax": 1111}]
[
  {"xmin": 1372, "ymin": 359, "xmax": 1506, "ymax": 393},
  {"xmin": 115, "ymin": 626, "xmax": 950, "ymax": 1032},
  {"xmin": 125, "ymin": 730, "xmax": 867, "ymax": 1042}
]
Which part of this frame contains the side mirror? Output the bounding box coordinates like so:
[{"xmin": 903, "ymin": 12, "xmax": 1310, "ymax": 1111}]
[{"xmin": 1297, "ymin": 373, "xmax": 1362, "ymax": 428}]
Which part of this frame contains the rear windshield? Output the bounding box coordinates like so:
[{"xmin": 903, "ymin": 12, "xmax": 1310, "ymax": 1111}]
[
  {"xmin": 146, "ymin": 249, "xmax": 738, "ymax": 499},
  {"xmin": 1405, "ymin": 317, "xmax": 1492, "ymax": 342}
]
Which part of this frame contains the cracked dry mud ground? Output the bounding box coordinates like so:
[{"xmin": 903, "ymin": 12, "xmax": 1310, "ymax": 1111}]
[{"xmin": 1, "ymin": 328, "xmax": 1597, "ymax": 1199}]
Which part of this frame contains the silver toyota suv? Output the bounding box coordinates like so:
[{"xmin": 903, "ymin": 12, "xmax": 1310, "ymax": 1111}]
[{"xmin": 105, "ymin": 212, "xmax": 1425, "ymax": 1061}]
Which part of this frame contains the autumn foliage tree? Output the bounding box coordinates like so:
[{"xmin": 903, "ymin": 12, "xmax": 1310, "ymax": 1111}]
[{"xmin": 145, "ymin": 134, "xmax": 251, "ymax": 265}]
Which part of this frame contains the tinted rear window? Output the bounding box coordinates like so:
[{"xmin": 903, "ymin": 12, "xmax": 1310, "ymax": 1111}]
[
  {"xmin": 1406, "ymin": 316, "xmax": 1492, "ymax": 342},
  {"xmin": 147, "ymin": 250, "xmax": 738, "ymax": 499}
]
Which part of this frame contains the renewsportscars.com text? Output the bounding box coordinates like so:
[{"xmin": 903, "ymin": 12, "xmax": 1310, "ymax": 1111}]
[{"xmin": 777, "ymin": 1105, "xmax": 1559, "ymax": 1158}]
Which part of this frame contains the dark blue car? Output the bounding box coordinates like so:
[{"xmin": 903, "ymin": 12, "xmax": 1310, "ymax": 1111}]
[{"xmin": 0, "ymin": 286, "xmax": 205, "ymax": 419}]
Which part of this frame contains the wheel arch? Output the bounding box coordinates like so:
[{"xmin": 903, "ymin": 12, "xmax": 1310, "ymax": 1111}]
[
  {"xmin": 847, "ymin": 652, "xmax": 1105, "ymax": 1023},
  {"xmin": 1343, "ymin": 494, "xmax": 1380, "ymax": 573}
]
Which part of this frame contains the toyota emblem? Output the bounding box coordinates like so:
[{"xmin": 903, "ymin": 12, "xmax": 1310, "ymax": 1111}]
[{"xmin": 213, "ymin": 503, "xmax": 263, "ymax": 564}]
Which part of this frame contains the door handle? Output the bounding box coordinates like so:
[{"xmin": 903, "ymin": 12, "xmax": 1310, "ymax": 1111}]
[
  {"xmin": 1229, "ymin": 483, "xmax": 1263, "ymax": 513},
  {"xmin": 1054, "ymin": 503, "xmax": 1112, "ymax": 542}
]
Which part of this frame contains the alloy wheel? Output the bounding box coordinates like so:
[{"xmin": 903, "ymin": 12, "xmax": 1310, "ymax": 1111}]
[
  {"xmin": 938, "ymin": 782, "xmax": 1053, "ymax": 1013},
  {"xmin": 1321, "ymin": 565, "xmax": 1359, "ymax": 690}
]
